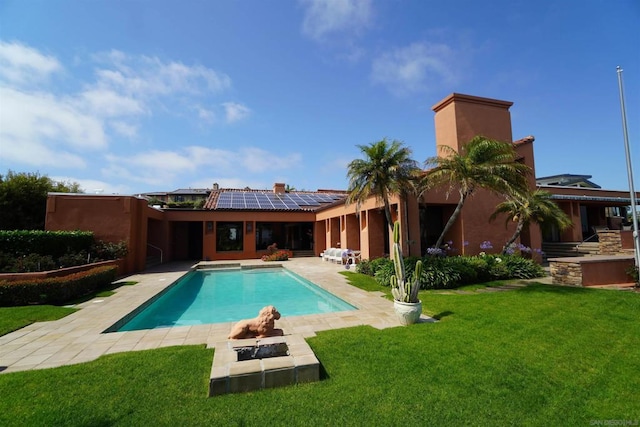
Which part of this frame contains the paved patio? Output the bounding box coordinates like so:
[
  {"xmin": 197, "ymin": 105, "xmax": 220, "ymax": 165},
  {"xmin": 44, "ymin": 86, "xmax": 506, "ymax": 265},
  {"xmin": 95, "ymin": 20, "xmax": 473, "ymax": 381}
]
[{"xmin": 1, "ymin": 257, "xmax": 428, "ymax": 374}]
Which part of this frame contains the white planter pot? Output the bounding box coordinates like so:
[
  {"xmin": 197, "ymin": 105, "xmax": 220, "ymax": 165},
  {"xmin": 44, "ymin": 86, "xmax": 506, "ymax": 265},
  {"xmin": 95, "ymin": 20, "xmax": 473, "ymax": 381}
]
[{"xmin": 393, "ymin": 300, "xmax": 422, "ymax": 325}]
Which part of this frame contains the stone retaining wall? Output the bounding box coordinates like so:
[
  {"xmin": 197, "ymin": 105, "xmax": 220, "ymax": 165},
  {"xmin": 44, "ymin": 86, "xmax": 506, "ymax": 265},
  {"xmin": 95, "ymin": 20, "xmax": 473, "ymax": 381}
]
[
  {"xmin": 549, "ymin": 261, "xmax": 582, "ymax": 286},
  {"xmin": 598, "ymin": 230, "xmax": 622, "ymax": 255}
]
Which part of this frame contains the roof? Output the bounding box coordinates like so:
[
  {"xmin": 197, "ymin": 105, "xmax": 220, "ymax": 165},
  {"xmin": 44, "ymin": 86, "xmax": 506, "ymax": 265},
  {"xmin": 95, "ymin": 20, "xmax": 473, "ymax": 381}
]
[
  {"xmin": 204, "ymin": 188, "xmax": 347, "ymax": 211},
  {"xmin": 547, "ymin": 193, "xmax": 635, "ymax": 204},
  {"xmin": 513, "ymin": 135, "xmax": 534, "ymax": 146},
  {"xmin": 536, "ymin": 174, "xmax": 601, "ymax": 189}
]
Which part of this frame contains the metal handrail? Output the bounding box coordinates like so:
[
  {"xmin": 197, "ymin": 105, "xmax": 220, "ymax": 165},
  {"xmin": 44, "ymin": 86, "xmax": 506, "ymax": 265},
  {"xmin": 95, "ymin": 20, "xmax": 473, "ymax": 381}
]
[
  {"xmin": 581, "ymin": 233, "xmax": 599, "ymax": 244},
  {"xmin": 147, "ymin": 243, "xmax": 163, "ymax": 264}
]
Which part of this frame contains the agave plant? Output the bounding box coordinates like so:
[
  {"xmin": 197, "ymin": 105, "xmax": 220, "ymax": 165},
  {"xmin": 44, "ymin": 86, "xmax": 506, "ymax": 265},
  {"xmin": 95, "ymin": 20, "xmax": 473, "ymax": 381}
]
[{"xmin": 390, "ymin": 221, "xmax": 422, "ymax": 303}]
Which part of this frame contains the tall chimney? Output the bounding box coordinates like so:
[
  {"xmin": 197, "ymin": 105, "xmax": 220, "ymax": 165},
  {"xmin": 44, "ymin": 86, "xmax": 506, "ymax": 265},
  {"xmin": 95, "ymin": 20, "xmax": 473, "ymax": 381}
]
[{"xmin": 273, "ymin": 183, "xmax": 286, "ymax": 194}]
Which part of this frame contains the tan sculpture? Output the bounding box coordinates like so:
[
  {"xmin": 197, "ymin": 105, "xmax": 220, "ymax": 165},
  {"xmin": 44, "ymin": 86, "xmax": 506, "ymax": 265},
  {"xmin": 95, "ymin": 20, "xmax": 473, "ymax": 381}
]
[{"xmin": 228, "ymin": 305, "xmax": 284, "ymax": 339}]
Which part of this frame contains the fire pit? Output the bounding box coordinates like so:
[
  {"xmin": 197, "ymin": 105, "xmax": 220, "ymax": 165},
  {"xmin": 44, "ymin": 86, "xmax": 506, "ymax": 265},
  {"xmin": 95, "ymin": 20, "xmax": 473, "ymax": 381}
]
[{"xmin": 209, "ymin": 335, "xmax": 319, "ymax": 396}]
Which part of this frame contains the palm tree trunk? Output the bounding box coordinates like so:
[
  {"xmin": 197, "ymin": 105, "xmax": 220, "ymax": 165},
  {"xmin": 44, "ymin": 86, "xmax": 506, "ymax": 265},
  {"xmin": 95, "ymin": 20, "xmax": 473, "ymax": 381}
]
[
  {"xmin": 501, "ymin": 220, "xmax": 525, "ymax": 255},
  {"xmin": 383, "ymin": 198, "xmax": 394, "ymax": 233},
  {"xmin": 434, "ymin": 191, "xmax": 466, "ymax": 249}
]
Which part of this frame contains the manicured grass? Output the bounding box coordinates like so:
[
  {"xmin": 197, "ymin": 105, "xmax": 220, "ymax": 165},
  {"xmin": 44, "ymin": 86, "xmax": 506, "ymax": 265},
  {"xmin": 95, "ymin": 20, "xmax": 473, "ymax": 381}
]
[
  {"xmin": 0, "ymin": 281, "xmax": 137, "ymax": 336},
  {"xmin": 1, "ymin": 277, "xmax": 639, "ymax": 425},
  {"xmin": 0, "ymin": 305, "xmax": 77, "ymax": 336}
]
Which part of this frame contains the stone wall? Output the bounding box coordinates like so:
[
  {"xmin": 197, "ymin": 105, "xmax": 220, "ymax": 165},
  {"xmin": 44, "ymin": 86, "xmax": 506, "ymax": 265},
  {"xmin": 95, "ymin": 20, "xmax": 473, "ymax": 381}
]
[
  {"xmin": 598, "ymin": 230, "xmax": 622, "ymax": 255},
  {"xmin": 550, "ymin": 261, "xmax": 582, "ymax": 286}
]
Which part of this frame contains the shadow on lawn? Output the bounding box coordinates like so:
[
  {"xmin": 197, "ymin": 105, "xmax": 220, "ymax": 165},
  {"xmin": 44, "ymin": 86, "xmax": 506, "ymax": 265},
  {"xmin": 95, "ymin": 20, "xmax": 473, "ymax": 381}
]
[
  {"xmin": 432, "ymin": 310, "xmax": 454, "ymax": 320},
  {"xmin": 515, "ymin": 282, "xmax": 593, "ymax": 295}
]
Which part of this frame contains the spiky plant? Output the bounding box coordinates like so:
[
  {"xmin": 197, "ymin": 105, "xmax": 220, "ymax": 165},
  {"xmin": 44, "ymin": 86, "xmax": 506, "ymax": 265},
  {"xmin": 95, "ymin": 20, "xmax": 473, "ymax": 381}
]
[{"xmin": 390, "ymin": 221, "xmax": 422, "ymax": 303}]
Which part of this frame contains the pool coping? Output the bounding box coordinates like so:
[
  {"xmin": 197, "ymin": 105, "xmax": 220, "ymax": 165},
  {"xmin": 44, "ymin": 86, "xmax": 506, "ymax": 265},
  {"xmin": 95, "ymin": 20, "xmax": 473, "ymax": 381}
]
[{"xmin": 0, "ymin": 257, "xmax": 433, "ymax": 374}]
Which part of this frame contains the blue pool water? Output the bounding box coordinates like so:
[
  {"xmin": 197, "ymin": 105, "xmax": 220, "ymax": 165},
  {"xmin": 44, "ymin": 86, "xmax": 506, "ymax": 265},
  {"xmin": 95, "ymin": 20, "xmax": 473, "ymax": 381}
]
[{"xmin": 114, "ymin": 267, "xmax": 356, "ymax": 331}]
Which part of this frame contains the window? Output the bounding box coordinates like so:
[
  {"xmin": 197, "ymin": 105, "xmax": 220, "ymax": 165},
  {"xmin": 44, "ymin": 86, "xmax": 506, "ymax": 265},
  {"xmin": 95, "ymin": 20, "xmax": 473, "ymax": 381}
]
[
  {"xmin": 255, "ymin": 223, "xmax": 274, "ymax": 250},
  {"xmin": 216, "ymin": 222, "xmax": 243, "ymax": 251}
]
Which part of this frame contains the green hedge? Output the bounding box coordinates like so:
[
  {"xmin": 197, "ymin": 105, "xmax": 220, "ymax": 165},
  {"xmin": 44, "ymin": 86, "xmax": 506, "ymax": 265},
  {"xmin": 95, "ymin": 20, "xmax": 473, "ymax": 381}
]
[
  {"xmin": 0, "ymin": 230, "xmax": 94, "ymax": 259},
  {"xmin": 0, "ymin": 265, "xmax": 117, "ymax": 307}
]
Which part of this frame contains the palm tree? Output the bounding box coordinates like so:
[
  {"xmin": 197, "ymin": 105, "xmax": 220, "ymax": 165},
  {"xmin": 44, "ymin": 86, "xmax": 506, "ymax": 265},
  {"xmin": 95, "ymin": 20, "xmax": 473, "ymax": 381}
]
[
  {"xmin": 490, "ymin": 189, "xmax": 572, "ymax": 254},
  {"xmin": 423, "ymin": 135, "xmax": 531, "ymax": 249},
  {"xmin": 346, "ymin": 139, "xmax": 420, "ymax": 232}
]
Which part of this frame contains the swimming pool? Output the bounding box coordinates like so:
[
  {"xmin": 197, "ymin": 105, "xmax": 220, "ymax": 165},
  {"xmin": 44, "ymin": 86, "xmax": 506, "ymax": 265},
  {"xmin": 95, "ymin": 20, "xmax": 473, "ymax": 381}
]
[{"xmin": 110, "ymin": 267, "xmax": 356, "ymax": 332}]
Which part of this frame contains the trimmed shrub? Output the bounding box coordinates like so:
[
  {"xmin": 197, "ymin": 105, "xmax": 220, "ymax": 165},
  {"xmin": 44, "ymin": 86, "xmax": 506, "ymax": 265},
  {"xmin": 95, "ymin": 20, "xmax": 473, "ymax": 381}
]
[
  {"xmin": 0, "ymin": 265, "xmax": 117, "ymax": 306},
  {"xmin": 0, "ymin": 230, "xmax": 94, "ymax": 259}
]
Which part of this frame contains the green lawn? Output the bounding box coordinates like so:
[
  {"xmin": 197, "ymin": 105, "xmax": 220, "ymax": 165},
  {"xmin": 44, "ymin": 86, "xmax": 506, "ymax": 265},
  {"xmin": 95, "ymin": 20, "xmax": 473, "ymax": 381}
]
[
  {"xmin": 1, "ymin": 276, "xmax": 639, "ymax": 426},
  {"xmin": 0, "ymin": 305, "xmax": 77, "ymax": 336},
  {"xmin": 0, "ymin": 280, "xmax": 137, "ymax": 336}
]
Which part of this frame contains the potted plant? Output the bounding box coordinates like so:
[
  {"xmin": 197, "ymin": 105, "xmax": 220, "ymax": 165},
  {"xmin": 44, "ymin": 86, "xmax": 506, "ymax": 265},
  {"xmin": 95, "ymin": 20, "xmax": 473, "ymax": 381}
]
[{"xmin": 390, "ymin": 221, "xmax": 423, "ymax": 325}]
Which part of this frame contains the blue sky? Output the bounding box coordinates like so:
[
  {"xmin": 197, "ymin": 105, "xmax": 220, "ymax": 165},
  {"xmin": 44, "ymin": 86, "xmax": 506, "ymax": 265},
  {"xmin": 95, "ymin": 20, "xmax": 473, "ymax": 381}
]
[{"xmin": 1, "ymin": 0, "xmax": 638, "ymax": 195}]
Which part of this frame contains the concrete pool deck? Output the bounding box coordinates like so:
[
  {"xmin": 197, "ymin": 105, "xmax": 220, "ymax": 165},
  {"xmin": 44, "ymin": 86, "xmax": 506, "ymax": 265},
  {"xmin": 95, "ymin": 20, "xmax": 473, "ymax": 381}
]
[{"xmin": 0, "ymin": 257, "xmax": 431, "ymax": 374}]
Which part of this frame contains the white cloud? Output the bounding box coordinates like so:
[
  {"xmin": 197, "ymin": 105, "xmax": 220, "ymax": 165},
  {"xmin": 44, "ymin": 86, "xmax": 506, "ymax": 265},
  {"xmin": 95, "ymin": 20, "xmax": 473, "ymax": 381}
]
[
  {"xmin": 51, "ymin": 176, "xmax": 130, "ymax": 195},
  {"xmin": 190, "ymin": 177, "xmax": 266, "ymax": 190},
  {"xmin": 0, "ymin": 136, "xmax": 86, "ymax": 169},
  {"xmin": 78, "ymin": 88, "xmax": 146, "ymax": 117},
  {"xmin": 371, "ymin": 42, "xmax": 458, "ymax": 96},
  {"xmin": 0, "ymin": 86, "xmax": 106, "ymax": 161},
  {"xmin": 223, "ymin": 102, "xmax": 251, "ymax": 123},
  {"xmin": 93, "ymin": 50, "xmax": 232, "ymax": 97},
  {"xmin": 300, "ymin": 0, "xmax": 373, "ymax": 40},
  {"xmin": 0, "ymin": 40, "xmax": 62, "ymax": 85},
  {"xmin": 109, "ymin": 121, "xmax": 138, "ymax": 139},
  {"xmin": 0, "ymin": 41, "xmax": 246, "ymax": 174},
  {"xmin": 240, "ymin": 147, "xmax": 302, "ymax": 173},
  {"xmin": 196, "ymin": 106, "xmax": 216, "ymax": 123},
  {"xmin": 101, "ymin": 145, "xmax": 303, "ymax": 189}
]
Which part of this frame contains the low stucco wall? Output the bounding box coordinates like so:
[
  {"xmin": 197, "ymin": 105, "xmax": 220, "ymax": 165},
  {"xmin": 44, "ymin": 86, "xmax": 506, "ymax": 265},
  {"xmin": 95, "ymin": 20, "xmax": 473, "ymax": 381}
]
[{"xmin": 549, "ymin": 255, "xmax": 635, "ymax": 286}]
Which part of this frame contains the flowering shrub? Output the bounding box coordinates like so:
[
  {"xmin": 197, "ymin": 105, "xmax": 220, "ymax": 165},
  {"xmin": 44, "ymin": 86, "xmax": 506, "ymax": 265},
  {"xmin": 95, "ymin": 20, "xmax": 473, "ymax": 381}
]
[
  {"xmin": 426, "ymin": 247, "xmax": 446, "ymax": 257},
  {"xmin": 480, "ymin": 240, "xmax": 493, "ymax": 250},
  {"xmin": 261, "ymin": 250, "xmax": 289, "ymax": 262},
  {"xmin": 360, "ymin": 253, "xmax": 544, "ymax": 290}
]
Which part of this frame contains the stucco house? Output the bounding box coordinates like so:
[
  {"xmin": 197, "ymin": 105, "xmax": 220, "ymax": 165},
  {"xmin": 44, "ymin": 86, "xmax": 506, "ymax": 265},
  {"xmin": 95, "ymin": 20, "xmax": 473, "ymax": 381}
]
[{"xmin": 45, "ymin": 93, "xmax": 638, "ymax": 274}]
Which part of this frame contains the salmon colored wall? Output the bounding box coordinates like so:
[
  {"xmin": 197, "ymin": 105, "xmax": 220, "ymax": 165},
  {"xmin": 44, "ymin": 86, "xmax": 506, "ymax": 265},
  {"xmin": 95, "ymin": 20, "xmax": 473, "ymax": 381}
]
[
  {"xmin": 621, "ymin": 230, "xmax": 635, "ymax": 249},
  {"xmin": 366, "ymin": 208, "xmax": 386, "ymax": 259},
  {"xmin": 344, "ymin": 214, "xmax": 360, "ymax": 250},
  {"xmin": 461, "ymin": 191, "xmax": 516, "ymax": 254},
  {"xmin": 582, "ymin": 257, "xmax": 636, "ymax": 286},
  {"xmin": 314, "ymin": 220, "xmax": 326, "ymax": 255},
  {"xmin": 405, "ymin": 196, "xmax": 422, "ymax": 257},
  {"xmin": 45, "ymin": 195, "xmax": 153, "ymax": 274},
  {"xmin": 429, "ymin": 93, "xmax": 544, "ymax": 256},
  {"xmin": 432, "ymin": 93, "xmax": 514, "ymax": 153}
]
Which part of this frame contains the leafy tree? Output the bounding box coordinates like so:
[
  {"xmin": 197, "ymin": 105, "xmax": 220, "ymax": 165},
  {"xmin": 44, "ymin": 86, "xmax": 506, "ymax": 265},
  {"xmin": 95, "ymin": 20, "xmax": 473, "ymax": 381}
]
[
  {"xmin": 346, "ymin": 139, "xmax": 421, "ymax": 232},
  {"xmin": 0, "ymin": 171, "xmax": 83, "ymax": 230},
  {"xmin": 490, "ymin": 189, "xmax": 572, "ymax": 254},
  {"xmin": 423, "ymin": 136, "xmax": 531, "ymax": 249}
]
